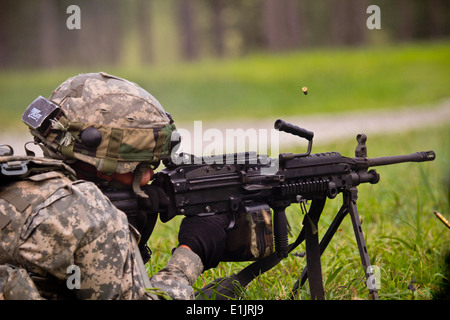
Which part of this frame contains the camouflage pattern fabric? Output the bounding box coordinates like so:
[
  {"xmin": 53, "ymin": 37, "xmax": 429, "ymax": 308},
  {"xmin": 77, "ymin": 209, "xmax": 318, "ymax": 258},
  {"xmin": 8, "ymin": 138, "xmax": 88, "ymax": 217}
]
[
  {"xmin": 151, "ymin": 246, "xmax": 203, "ymax": 300},
  {"xmin": 24, "ymin": 72, "xmax": 176, "ymax": 174},
  {"xmin": 0, "ymin": 265, "xmax": 43, "ymax": 300},
  {"xmin": 222, "ymin": 209, "xmax": 274, "ymax": 262},
  {"xmin": 0, "ymin": 171, "xmax": 203, "ymax": 300}
]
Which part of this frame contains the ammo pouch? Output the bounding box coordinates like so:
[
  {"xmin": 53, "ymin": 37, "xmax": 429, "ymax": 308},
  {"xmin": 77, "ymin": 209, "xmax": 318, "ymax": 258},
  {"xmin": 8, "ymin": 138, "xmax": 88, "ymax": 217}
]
[{"xmin": 222, "ymin": 204, "xmax": 274, "ymax": 261}]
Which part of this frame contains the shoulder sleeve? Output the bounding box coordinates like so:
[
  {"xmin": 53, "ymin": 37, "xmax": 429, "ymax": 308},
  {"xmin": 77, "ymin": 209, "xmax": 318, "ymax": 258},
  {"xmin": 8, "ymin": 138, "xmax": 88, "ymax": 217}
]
[{"xmin": 19, "ymin": 180, "xmax": 153, "ymax": 300}]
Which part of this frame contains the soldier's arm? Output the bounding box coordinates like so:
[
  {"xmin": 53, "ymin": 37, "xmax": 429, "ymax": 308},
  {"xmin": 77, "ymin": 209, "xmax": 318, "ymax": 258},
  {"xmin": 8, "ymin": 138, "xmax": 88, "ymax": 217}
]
[{"xmin": 149, "ymin": 246, "xmax": 203, "ymax": 300}]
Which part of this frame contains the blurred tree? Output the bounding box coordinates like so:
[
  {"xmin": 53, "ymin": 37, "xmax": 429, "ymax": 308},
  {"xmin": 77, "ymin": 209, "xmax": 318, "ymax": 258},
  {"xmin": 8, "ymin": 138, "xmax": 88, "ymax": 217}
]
[
  {"xmin": 209, "ymin": 0, "xmax": 225, "ymax": 57},
  {"xmin": 177, "ymin": 0, "xmax": 199, "ymax": 60},
  {"xmin": 262, "ymin": 0, "xmax": 304, "ymax": 51},
  {"xmin": 0, "ymin": 0, "xmax": 448, "ymax": 69},
  {"xmin": 330, "ymin": 0, "xmax": 368, "ymax": 46},
  {"xmin": 424, "ymin": 0, "xmax": 449, "ymax": 39},
  {"xmin": 0, "ymin": 0, "xmax": 16, "ymax": 67},
  {"xmin": 394, "ymin": 0, "xmax": 449, "ymax": 42},
  {"xmin": 225, "ymin": 1, "xmax": 263, "ymax": 56},
  {"xmin": 397, "ymin": 0, "xmax": 414, "ymax": 41},
  {"xmin": 137, "ymin": 0, "xmax": 153, "ymax": 65},
  {"xmin": 38, "ymin": 0, "xmax": 59, "ymax": 68}
]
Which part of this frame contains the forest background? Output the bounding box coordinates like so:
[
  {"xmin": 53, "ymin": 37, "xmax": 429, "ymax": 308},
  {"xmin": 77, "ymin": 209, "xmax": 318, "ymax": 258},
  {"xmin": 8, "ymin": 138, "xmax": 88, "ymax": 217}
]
[{"xmin": 1, "ymin": 0, "xmax": 449, "ymax": 68}]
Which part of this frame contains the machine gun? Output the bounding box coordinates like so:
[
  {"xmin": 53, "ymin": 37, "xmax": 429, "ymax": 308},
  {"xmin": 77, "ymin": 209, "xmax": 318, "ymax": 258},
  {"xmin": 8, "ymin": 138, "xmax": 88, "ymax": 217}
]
[{"xmin": 154, "ymin": 119, "xmax": 436, "ymax": 300}]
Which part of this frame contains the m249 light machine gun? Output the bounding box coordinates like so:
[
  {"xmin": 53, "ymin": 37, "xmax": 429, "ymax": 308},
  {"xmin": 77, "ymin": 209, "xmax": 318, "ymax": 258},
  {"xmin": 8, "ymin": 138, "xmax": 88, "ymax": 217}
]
[{"xmin": 154, "ymin": 119, "xmax": 436, "ymax": 300}]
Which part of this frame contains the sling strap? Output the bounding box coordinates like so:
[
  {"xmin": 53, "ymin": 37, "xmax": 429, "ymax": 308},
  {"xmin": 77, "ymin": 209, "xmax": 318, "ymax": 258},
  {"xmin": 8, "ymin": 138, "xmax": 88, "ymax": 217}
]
[{"xmin": 197, "ymin": 196, "xmax": 327, "ymax": 300}]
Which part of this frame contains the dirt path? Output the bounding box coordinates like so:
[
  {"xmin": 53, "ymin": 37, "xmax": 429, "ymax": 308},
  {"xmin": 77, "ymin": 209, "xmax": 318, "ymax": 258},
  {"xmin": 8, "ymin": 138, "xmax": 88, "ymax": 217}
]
[
  {"xmin": 174, "ymin": 99, "xmax": 450, "ymax": 154},
  {"xmin": 2, "ymin": 99, "xmax": 449, "ymax": 157}
]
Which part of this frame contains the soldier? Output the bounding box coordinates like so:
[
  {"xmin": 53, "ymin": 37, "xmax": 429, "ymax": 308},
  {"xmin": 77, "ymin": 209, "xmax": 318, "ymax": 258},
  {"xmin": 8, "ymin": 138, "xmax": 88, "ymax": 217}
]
[{"xmin": 0, "ymin": 72, "xmax": 229, "ymax": 299}]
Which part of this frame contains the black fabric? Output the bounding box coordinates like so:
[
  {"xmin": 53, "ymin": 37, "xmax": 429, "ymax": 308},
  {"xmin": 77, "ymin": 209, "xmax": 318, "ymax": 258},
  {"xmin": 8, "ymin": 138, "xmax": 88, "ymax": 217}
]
[
  {"xmin": 140, "ymin": 184, "xmax": 169, "ymax": 214},
  {"xmin": 196, "ymin": 273, "xmax": 246, "ymax": 300},
  {"xmin": 178, "ymin": 214, "xmax": 230, "ymax": 270}
]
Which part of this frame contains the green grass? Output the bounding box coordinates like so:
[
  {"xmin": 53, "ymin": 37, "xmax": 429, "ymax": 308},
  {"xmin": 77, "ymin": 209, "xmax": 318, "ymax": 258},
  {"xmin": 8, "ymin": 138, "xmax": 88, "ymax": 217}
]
[
  {"xmin": 1, "ymin": 40, "xmax": 448, "ymax": 299},
  {"xmin": 146, "ymin": 124, "xmax": 449, "ymax": 300},
  {"xmin": 1, "ymin": 40, "xmax": 449, "ymax": 129}
]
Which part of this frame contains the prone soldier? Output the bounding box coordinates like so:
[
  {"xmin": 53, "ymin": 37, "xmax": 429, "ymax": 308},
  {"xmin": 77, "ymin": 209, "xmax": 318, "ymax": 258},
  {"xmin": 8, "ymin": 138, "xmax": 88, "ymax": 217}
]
[{"xmin": 0, "ymin": 72, "xmax": 229, "ymax": 299}]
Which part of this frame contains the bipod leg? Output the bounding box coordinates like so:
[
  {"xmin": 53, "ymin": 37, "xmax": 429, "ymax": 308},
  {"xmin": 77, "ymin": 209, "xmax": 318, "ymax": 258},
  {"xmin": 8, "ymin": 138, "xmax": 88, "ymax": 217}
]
[
  {"xmin": 288, "ymin": 197, "xmax": 326, "ymax": 299},
  {"xmin": 304, "ymin": 206, "xmax": 324, "ymax": 299},
  {"xmin": 345, "ymin": 188, "xmax": 379, "ymax": 300},
  {"xmin": 290, "ymin": 201, "xmax": 349, "ymax": 299}
]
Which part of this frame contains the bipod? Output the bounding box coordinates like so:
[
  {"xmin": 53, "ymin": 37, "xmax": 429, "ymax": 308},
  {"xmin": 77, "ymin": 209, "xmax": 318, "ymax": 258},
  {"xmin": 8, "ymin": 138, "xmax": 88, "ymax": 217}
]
[{"xmin": 290, "ymin": 187, "xmax": 379, "ymax": 300}]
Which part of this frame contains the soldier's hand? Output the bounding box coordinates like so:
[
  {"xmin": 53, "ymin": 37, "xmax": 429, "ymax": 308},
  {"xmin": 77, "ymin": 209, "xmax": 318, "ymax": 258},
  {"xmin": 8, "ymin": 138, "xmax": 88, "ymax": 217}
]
[
  {"xmin": 139, "ymin": 184, "xmax": 171, "ymax": 215},
  {"xmin": 178, "ymin": 214, "xmax": 230, "ymax": 270}
]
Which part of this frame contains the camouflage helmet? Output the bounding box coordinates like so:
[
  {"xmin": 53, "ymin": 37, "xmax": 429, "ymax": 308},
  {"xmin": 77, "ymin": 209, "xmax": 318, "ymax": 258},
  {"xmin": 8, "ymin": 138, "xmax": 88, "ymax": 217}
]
[{"xmin": 23, "ymin": 72, "xmax": 177, "ymax": 174}]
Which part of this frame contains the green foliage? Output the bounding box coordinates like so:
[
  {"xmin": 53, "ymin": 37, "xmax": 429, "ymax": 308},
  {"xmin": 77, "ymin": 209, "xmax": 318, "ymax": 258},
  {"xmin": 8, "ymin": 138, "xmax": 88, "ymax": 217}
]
[
  {"xmin": 122, "ymin": 41, "xmax": 450, "ymax": 121},
  {"xmin": 1, "ymin": 41, "xmax": 449, "ymax": 129}
]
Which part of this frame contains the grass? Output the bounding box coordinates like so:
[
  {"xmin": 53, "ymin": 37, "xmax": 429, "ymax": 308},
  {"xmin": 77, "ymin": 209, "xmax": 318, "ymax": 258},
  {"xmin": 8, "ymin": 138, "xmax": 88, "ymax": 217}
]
[
  {"xmin": 1, "ymin": 40, "xmax": 449, "ymax": 129},
  {"xmin": 146, "ymin": 124, "xmax": 449, "ymax": 300},
  {"xmin": 1, "ymin": 40, "xmax": 448, "ymax": 299}
]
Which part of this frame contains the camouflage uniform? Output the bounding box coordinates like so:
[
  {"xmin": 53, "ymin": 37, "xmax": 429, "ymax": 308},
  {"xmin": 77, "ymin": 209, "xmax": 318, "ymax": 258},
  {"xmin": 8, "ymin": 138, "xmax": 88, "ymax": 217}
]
[
  {"xmin": 0, "ymin": 167, "xmax": 203, "ymax": 300},
  {"xmin": 0, "ymin": 72, "xmax": 204, "ymax": 299}
]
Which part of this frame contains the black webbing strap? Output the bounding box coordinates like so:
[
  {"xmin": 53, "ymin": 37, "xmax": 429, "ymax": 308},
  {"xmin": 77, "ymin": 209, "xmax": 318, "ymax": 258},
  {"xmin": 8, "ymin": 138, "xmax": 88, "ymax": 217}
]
[
  {"xmin": 303, "ymin": 205, "xmax": 325, "ymax": 299},
  {"xmin": 232, "ymin": 197, "xmax": 327, "ymax": 297}
]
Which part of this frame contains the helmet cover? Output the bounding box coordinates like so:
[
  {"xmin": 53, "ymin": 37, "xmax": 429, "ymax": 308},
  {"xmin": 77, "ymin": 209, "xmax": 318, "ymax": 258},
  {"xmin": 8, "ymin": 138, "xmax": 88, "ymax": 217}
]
[{"xmin": 25, "ymin": 72, "xmax": 176, "ymax": 174}]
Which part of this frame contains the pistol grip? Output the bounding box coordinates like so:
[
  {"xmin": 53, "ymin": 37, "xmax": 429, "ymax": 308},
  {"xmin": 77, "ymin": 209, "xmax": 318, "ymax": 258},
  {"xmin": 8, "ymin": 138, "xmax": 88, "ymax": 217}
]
[{"xmin": 273, "ymin": 206, "xmax": 289, "ymax": 258}]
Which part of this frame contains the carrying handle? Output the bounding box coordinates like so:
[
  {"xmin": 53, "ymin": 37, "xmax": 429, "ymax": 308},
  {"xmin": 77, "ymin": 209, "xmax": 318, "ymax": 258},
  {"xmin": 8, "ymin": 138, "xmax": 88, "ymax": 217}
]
[{"xmin": 275, "ymin": 119, "xmax": 314, "ymax": 141}]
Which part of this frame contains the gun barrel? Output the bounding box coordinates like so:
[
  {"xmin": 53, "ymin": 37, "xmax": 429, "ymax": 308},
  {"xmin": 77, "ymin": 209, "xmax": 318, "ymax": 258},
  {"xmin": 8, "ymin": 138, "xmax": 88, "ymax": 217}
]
[{"xmin": 367, "ymin": 151, "xmax": 435, "ymax": 167}]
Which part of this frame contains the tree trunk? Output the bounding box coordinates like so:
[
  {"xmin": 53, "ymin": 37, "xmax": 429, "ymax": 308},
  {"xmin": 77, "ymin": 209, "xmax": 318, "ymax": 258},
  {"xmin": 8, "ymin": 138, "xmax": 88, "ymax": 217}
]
[
  {"xmin": 38, "ymin": 0, "xmax": 59, "ymax": 68},
  {"xmin": 177, "ymin": 0, "xmax": 198, "ymax": 60}
]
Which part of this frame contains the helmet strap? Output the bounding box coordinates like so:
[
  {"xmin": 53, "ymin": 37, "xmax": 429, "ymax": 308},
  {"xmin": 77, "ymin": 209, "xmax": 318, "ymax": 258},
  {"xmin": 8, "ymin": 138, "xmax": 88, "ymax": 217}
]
[{"xmin": 132, "ymin": 163, "xmax": 151, "ymax": 198}]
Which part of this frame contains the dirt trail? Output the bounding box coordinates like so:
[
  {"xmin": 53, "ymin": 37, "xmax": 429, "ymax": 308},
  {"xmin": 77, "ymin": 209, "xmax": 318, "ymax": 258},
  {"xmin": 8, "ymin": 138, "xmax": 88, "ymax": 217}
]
[
  {"xmin": 174, "ymin": 99, "xmax": 450, "ymax": 153},
  {"xmin": 2, "ymin": 99, "xmax": 449, "ymax": 157}
]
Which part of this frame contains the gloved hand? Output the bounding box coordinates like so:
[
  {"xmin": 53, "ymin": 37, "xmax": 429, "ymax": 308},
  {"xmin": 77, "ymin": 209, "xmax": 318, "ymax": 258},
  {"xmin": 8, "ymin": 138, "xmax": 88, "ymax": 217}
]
[
  {"xmin": 139, "ymin": 184, "xmax": 170, "ymax": 214},
  {"xmin": 196, "ymin": 273, "xmax": 246, "ymax": 300},
  {"xmin": 178, "ymin": 214, "xmax": 230, "ymax": 270},
  {"xmin": 148, "ymin": 177, "xmax": 178, "ymax": 222}
]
